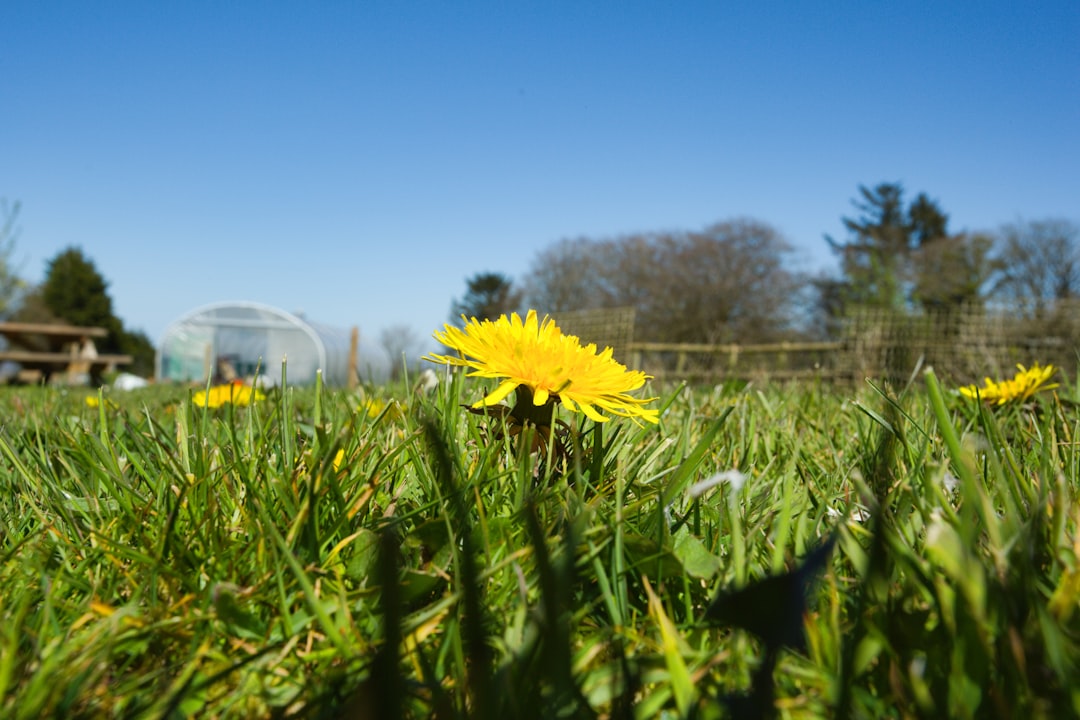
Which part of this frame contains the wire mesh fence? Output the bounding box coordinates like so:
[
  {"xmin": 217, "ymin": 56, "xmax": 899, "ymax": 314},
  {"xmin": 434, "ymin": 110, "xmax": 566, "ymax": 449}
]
[
  {"xmin": 842, "ymin": 302, "xmax": 1080, "ymax": 385},
  {"xmin": 550, "ymin": 307, "xmax": 637, "ymax": 364},
  {"xmin": 550, "ymin": 302, "xmax": 1080, "ymax": 385}
]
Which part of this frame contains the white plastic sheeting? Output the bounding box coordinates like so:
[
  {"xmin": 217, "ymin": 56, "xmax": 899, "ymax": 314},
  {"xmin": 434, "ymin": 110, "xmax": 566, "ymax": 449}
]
[{"xmin": 156, "ymin": 301, "xmax": 361, "ymax": 386}]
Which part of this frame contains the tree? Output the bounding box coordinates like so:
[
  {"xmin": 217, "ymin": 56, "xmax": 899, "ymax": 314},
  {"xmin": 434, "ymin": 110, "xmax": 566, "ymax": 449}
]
[
  {"xmin": 41, "ymin": 247, "xmax": 123, "ymax": 352},
  {"xmin": 117, "ymin": 329, "xmax": 157, "ymax": 378},
  {"xmin": 0, "ymin": 199, "xmax": 26, "ymax": 319},
  {"xmin": 823, "ymin": 183, "xmax": 984, "ymax": 316},
  {"xmin": 808, "ymin": 275, "xmax": 850, "ymax": 339},
  {"xmin": 32, "ymin": 246, "xmax": 157, "ymax": 378},
  {"xmin": 9, "ymin": 285, "xmax": 62, "ymax": 325},
  {"xmin": 827, "ymin": 183, "xmax": 925, "ymax": 311},
  {"xmin": 451, "ymin": 272, "xmax": 523, "ymax": 322},
  {"xmin": 379, "ymin": 324, "xmax": 423, "ymax": 382},
  {"xmin": 911, "ymin": 232, "xmax": 996, "ymax": 311},
  {"xmin": 41, "ymin": 247, "xmax": 124, "ymax": 343},
  {"xmin": 907, "ymin": 192, "xmax": 949, "ymax": 247},
  {"xmin": 525, "ymin": 218, "xmax": 803, "ymax": 344},
  {"xmin": 524, "ymin": 238, "xmax": 611, "ymax": 313},
  {"xmin": 991, "ymin": 219, "xmax": 1080, "ymax": 316},
  {"xmin": 652, "ymin": 220, "xmax": 802, "ymax": 343}
]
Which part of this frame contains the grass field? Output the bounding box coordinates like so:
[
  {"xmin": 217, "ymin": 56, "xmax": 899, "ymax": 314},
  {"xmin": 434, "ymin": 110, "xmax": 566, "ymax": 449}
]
[{"xmin": 1, "ymin": 364, "xmax": 1078, "ymax": 718}]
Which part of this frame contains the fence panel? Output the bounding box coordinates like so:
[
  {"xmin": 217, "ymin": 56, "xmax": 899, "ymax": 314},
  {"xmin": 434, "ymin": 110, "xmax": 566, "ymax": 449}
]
[
  {"xmin": 629, "ymin": 341, "xmax": 843, "ymax": 383},
  {"xmin": 547, "ymin": 302, "xmax": 1079, "ymax": 385},
  {"xmin": 841, "ymin": 303, "xmax": 1079, "ymax": 385},
  {"xmin": 626, "ymin": 302, "xmax": 1080, "ymax": 386},
  {"xmin": 550, "ymin": 307, "xmax": 637, "ymax": 363}
]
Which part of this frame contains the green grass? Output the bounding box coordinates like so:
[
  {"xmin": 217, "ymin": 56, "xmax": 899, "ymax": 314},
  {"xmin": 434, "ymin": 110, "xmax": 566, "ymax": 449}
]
[{"xmin": 1, "ymin": 368, "xmax": 1079, "ymax": 718}]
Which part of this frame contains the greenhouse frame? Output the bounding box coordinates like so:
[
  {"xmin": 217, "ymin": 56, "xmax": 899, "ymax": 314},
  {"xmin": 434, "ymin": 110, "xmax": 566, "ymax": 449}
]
[{"xmin": 156, "ymin": 301, "xmax": 361, "ymax": 386}]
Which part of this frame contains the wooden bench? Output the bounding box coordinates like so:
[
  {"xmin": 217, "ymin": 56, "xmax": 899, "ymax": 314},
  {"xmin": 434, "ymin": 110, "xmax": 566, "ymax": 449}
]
[{"xmin": 0, "ymin": 322, "xmax": 133, "ymax": 384}]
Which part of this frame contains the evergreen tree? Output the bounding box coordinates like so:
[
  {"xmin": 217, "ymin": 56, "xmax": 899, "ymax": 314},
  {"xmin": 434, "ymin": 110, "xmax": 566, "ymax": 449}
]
[
  {"xmin": 826, "ymin": 183, "xmax": 915, "ymax": 311},
  {"xmin": 825, "ymin": 183, "xmax": 962, "ymax": 315},
  {"xmin": 908, "ymin": 192, "xmax": 949, "ymax": 247},
  {"xmin": 117, "ymin": 329, "xmax": 157, "ymax": 378},
  {"xmin": 451, "ymin": 272, "xmax": 522, "ymax": 323},
  {"xmin": 38, "ymin": 247, "xmax": 158, "ymax": 377},
  {"xmin": 41, "ymin": 247, "xmax": 123, "ymax": 352}
]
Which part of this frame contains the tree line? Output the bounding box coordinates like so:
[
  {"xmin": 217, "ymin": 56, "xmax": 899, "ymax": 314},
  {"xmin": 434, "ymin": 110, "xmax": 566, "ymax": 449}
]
[
  {"xmin": 4, "ymin": 183, "xmax": 1075, "ymax": 382},
  {"xmin": 453, "ymin": 182, "xmax": 1079, "ymax": 345}
]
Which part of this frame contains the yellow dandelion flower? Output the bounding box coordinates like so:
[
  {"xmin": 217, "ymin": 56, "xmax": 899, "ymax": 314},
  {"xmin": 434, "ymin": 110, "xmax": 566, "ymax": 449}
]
[
  {"xmin": 423, "ymin": 310, "xmax": 658, "ymax": 424},
  {"xmin": 358, "ymin": 397, "xmax": 403, "ymax": 420},
  {"xmin": 362, "ymin": 398, "xmax": 386, "ymax": 417},
  {"xmin": 959, "ymin": 363, "xmax": 1059, "ymax": 405},
  {"xmin": 193, "ymin": 382, "xmax": 266, "ymax": 408}
]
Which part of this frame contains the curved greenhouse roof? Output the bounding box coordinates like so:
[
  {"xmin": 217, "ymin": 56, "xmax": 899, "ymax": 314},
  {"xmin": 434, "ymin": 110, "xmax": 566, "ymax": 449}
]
[{"xmin": 156, "ymin": 301, "xmax": 373, "ymax": 386}]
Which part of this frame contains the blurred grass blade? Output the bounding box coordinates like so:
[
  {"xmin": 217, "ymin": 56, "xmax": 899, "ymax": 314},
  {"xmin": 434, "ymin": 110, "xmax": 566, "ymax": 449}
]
[{"xmin": 644, "ymin": 576, "xmax": 694, "ymax": 715}]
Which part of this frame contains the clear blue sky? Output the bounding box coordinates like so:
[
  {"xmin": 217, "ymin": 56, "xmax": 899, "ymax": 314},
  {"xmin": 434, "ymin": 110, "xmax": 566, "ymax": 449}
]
[{"xmin": 4, "ymin": 1, "xmax": 1078, "ymax": 354}]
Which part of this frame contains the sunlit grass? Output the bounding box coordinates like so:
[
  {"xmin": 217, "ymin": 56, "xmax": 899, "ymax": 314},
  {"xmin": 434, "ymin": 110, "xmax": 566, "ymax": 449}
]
[{"xmin": 1, "ymin": 369, "xmax": 1078, "ymax": 717}]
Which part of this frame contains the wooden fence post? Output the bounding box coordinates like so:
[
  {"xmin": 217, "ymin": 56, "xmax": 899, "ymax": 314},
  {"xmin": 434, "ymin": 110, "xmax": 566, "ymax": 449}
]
[{"xmin": 347, "ymin": 326, "xmax": 359, "ymax": 389}]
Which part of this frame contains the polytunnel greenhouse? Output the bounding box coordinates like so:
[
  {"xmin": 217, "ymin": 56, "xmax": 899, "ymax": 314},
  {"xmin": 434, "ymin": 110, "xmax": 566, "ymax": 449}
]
[{"xmin": 156, "ymin": 301, "xmax": 374, "ymax": 386}]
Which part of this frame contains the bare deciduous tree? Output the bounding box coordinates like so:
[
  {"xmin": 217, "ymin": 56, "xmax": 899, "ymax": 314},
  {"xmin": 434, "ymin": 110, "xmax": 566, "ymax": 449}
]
[
  {"xmin": 992, "ymin": 219, "xmax": 1080, "ymax": 317},
  {"xmin": 524, "ymin": 239, "xmax": 610, "ymax": 313},
  {"xmin": 912, "ymin": 232, "xmax": 997, "ymax": 311},
  {"xmin": 524, "ymin": 218, "xmax": 803, "ymax": 344}
]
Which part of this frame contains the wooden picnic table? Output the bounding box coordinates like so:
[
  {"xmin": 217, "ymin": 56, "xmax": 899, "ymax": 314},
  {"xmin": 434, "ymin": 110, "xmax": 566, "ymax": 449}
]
[{"xmin": 0, "ymin": 321, "xmax": 132, "ymax": 383}]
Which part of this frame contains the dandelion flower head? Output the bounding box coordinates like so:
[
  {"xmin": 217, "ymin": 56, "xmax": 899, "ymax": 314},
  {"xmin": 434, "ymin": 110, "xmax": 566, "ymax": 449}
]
[
  {"xmin": 959, "ymin": 363, "xmax": 1059, "ymax": 405},
  {"xmin": 424, "ymin": 310, "xmax": 658, "ymax": 424},
  {"xmin": 193, "ymin": 382, "xmax": 266, "ymax": 408},
  {"xmin": 85, "ymin": 395, "xmax": 119, "ymax": 410}
]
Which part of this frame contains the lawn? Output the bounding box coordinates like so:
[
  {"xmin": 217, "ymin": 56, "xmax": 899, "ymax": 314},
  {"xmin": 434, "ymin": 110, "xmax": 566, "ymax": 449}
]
[{"xmin": 1, "ymin": 363, "xmax": 1078, "ymax": 718}]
